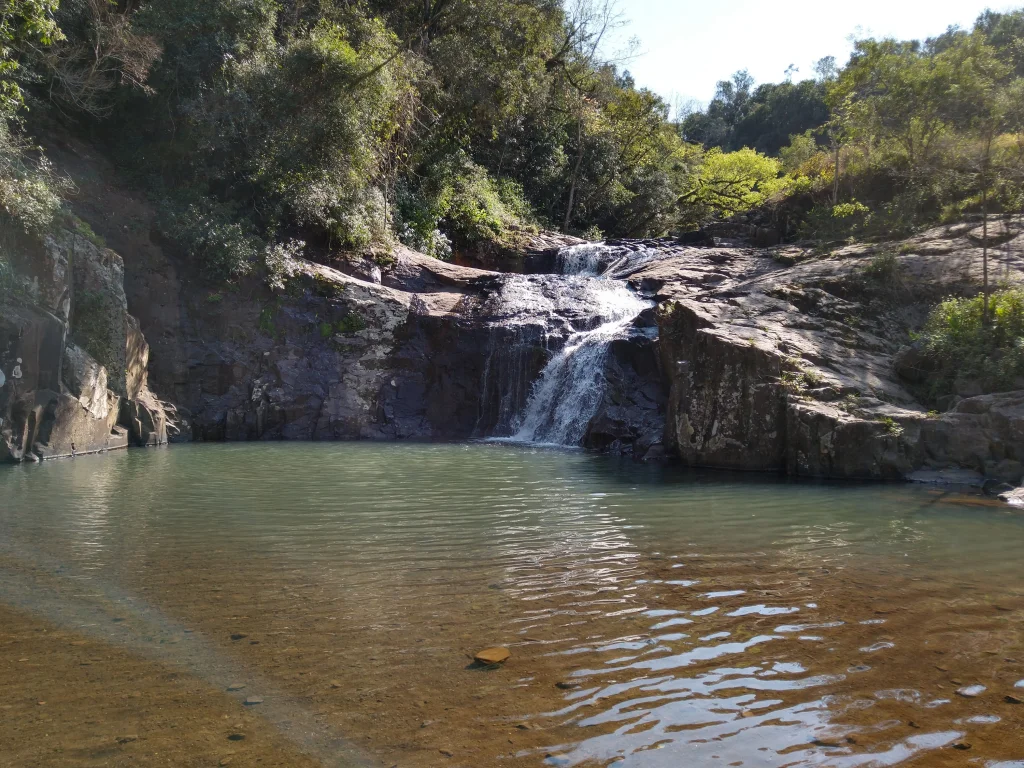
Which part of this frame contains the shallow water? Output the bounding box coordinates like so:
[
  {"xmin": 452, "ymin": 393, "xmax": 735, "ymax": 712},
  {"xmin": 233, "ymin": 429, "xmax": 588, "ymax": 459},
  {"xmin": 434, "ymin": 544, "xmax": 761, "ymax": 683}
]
[{"xmin": 2, "ymin": 443, "xmax": 1024, "ymax": 767}]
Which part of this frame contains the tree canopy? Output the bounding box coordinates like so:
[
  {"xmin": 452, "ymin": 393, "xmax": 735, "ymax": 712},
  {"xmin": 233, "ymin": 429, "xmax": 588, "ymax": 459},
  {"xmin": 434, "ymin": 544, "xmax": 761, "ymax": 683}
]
[{"xmin": 3, "ymin": 1, "xmax": 1024, "ymax": 276}]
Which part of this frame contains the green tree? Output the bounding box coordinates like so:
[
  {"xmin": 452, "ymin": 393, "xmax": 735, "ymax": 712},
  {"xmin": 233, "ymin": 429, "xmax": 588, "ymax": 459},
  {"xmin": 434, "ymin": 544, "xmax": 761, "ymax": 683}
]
[
  {"xmin": 675, "ymin": 147, "xmax": 784, "ymax": 228},
  {"xmin": 1, "ymin": 0, "xmax": 63, "ymax": 118}
]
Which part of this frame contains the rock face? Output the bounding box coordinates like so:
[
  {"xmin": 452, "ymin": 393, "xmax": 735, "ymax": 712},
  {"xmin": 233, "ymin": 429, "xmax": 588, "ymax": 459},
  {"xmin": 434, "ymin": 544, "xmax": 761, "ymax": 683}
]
[
  {"xmin": 645, "ymin": 223, "xmax": 1024, "ymax": 481},
  {"xmin": 1, "ymin": 228, "xmax": 168, "ymax": 462}
]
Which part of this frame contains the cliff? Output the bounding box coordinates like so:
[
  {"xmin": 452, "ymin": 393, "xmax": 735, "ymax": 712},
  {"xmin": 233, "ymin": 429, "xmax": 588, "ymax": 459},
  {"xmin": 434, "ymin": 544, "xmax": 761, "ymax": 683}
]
[{"xmin": 1, "ymin": 227, "xmax": 168, "ymax": 461}]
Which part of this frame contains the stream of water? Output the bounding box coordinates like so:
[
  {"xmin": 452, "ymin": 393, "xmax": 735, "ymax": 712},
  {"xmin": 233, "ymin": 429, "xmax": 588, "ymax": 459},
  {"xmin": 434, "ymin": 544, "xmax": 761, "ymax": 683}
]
[{"xmin": 2, "ymin": 443, "xmax": 1024, "ymax": 767}]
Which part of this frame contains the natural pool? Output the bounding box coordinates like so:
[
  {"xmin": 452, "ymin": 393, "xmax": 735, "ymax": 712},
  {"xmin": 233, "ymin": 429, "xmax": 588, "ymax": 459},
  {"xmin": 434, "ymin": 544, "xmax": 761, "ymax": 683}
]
[{"xmin": 2, "ymin": 443, "xmax": 1024, "ymax": 767}]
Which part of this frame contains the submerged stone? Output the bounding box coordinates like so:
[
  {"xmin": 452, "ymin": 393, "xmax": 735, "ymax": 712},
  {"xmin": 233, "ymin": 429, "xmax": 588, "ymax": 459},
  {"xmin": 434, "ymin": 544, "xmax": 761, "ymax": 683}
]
[{"xmin": 473, "ymin": 647, "xmax": 510, "ymax": 665}]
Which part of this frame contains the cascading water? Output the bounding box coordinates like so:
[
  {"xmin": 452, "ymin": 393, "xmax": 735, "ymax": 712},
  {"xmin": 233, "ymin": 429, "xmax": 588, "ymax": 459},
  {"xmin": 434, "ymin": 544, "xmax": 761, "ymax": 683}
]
[
  {"xmin": 483, "ymin": 243, "xmax": 655, "ymax": 446},
  {"xmin": 555, "ymin": 242, "xmax": 665, "ymax": 279}
]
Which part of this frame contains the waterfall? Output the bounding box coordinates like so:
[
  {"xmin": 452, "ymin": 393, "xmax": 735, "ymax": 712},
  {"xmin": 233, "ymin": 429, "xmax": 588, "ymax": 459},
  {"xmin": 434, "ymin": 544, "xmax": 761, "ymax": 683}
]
[
  {"xmin": 509, "ymin": 285, "xmax": 648, "ymax": 445},
  {"xmin": 491, "ymin": 244, "xmax": 652, "ymax": 446},
  {"xmin": 555, "ymin": 242, "xmax": 665, "ymax": 279}
]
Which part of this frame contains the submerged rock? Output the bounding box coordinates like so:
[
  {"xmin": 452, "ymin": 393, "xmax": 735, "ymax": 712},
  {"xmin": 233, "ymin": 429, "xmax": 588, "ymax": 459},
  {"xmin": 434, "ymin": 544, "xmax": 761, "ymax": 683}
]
[{"xmin": 473, "ymin": 647, "xmax": 511, "ymax": 665}]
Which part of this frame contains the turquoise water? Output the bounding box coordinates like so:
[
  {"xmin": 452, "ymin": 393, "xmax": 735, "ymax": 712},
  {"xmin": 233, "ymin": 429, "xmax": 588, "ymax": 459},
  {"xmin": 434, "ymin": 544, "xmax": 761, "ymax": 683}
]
[{"xmin": 2, "ymin": 443, "xmax": 1023, "ymax": 767}]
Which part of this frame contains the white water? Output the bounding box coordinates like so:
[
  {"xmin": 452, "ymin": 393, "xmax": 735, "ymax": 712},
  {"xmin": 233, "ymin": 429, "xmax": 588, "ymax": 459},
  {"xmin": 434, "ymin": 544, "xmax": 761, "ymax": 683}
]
[
  {"xmin": 556, "ymin": 242, "xmax": 665, "ymax": 279},
  {"xmin": 506, "ymin": 245, "xmax": 653, "ymax": 446}
]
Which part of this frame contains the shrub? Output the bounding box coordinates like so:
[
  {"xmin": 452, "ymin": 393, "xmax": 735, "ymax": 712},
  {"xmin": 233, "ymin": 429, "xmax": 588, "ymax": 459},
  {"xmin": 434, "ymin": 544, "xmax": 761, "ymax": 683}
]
[
  {"xmin": 863, "ymin": 251, "xmax": 900, "ymax": 281},
  {"xmin": 396, "ymin": 153, "xmax": 535, "ymax": 258},
  {"xmin": 264, "ymin": 239, "xmax": 305, "ymax": 291},
  {"xmin": 800, "ymin": 200, "xmax": 870, "ymax": 241},
  {"xmin": 158, "ymin": 196, "xmax": 264, "ymax": 282},
  {"xmin": 0, "ymin": 122, "xmax": 70, "ymax": 233},
  {"xmin": 916, "ymin": 288, "xmax": 1024, "ymax": 398}
]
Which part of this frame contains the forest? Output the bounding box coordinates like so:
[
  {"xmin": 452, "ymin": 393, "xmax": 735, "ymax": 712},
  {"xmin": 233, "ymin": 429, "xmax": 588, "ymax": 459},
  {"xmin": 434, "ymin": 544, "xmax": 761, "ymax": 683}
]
[{"xmin": 1, "ymin": 1, "xmax": 1024, "ymax": 284}]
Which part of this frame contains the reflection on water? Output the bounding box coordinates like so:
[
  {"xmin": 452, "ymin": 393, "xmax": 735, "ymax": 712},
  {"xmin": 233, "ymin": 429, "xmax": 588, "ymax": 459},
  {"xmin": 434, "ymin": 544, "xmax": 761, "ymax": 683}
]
[{"xmin": 2, "ymin": 442, "xmax": 1024, "ymax": 767}]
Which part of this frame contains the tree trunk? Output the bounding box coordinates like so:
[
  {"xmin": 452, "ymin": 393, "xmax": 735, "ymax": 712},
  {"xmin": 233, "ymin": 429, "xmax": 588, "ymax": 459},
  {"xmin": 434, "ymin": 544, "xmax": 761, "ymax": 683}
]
[
  {"xmin": 983, "ymin": 186, "xmax": 989, "ymax": 324},
  {"xmin": 982, "ymin": 135, "xmax": 992, "ymax": 325},
  {"xmin": 832, "ymin": 140, "xmax": 840, "ymax": 206},
  {"xmin": 563, "ymin": 118, "xmax": 585, "ymax": 233}
]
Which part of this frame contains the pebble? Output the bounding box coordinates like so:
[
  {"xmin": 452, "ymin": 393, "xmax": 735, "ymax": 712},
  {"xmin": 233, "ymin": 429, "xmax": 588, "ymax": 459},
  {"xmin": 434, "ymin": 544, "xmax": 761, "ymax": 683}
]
[
  {"xmin": 1005, "ymin": 695, "xmax": 1023, "ymax": 704},
  {"xmin": 330, "ymin": 681, "xmax": 343, "ymax": 689},
  {"xmin": 555, "ymin": 681, "xmax": 581, "ymax": 690},
  {"xmin": 219, "ymin": 759, "xmax": 232, "ymax": 767},
  {"xmin": 226, "ymin": 683, "xmax": 246, "ymax": 692},
  {"xmin": 956, "ymin": 685, "xmax": 986, "ymax": 698},
  {"xmin": 230, "ymin": 633, "xmax": 247, "ymax": 641},
  {"xmin": 439, "ymin": 749, "xmax": 454, "ymax": 757},
  {"xmin": 953, "ymin": 741, "xmax": 972, "ymax": 751},
  {"xmin": 116, "ymin": 735, "xmax": 138, "ymax": 744},
  {"xmin": 243, "ymin": 696, "xmax": 263, "ymax": 706},
  {"xmin": 545, "ymin": 754, "xmax": 570, "ymax": 767},
  {"xmin": 473, "ymin": 647, "xmax": 510, "ymax": 665},
  {"xmin": 227, "ymin": 734, "xmax": 245, "ymax": 742}
]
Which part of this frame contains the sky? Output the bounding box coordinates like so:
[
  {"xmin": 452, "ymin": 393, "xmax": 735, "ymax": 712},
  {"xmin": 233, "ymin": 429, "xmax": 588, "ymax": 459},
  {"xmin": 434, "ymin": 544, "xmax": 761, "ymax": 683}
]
[{"xmin": 611, "ymin": 0, "xmax": 1021, "ymax": 107}]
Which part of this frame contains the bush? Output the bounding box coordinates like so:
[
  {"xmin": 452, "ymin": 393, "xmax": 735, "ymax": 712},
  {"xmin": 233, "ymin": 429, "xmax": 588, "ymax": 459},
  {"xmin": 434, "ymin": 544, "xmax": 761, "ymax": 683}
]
[
  {"xmin": 158, "ymin": 196, "xmax": 264, "ymax": 282},
  {"xmin": 395, "ymin": 153, "xmax": 535, "ymax": 258},
  {"xmin": 863, "ymin": 251, "xmax": 900, "ymax": 281},
  {"xmin": 800, "ymin": 200, "xmax": 870, "ymax": 241},
  {"xmin": 917, "ymin": 288, "xmax": 1024, "ymax": 398},
  {"xmin": 0, "ymin": 122, "xmax": 70, "ymax": 233}
]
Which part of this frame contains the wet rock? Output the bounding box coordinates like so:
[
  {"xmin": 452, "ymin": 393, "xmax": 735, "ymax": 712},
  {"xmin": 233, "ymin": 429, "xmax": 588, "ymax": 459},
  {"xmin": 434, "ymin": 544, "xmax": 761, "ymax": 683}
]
[
  {"xmin": 1005, "ymin": 695, "xmax": 1023, "ymax": 704},
  {"xmin": 473, "ymin": 647, "xmax": 511, "ymax": 665},
  {"xmin": 983, "ymin": 479, "xmax": 1016, "ymax": 497},
  {"xmin": 555, "ymin": 681, "xmax": 581, "ymax": 690},
  {"xmin": 952, "ymin": 741, "xmax": 972, "ymax": 750},
  {"xmin": 227, "ymin": 734, "xmax": 245, "ymax": 742}
]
